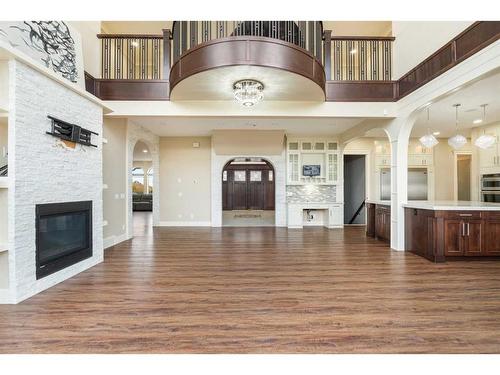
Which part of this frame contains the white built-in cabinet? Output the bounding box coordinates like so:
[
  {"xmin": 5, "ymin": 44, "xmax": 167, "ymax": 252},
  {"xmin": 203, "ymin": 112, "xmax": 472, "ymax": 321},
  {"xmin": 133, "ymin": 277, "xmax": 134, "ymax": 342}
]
[
  {"xmin": 477, "ymin": 125, "xmax": 500, "ymax": 173},
  {"xmin": 286, "ymin": 138, "xmax": 340, "ymax": 185}
]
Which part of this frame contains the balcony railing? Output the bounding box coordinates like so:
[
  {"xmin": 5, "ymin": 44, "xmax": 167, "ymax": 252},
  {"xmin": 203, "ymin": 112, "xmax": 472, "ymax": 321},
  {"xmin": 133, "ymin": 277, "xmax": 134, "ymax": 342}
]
[
  {"xmin": 98, "ymin": 34, "xmax": 164, "ymax": 79},
  {"xmin": 172, "ymin": 21, "xmax": 324, "ymax": 64},
  {"xmin": 330, "ymin": 36, "xmax": 393, "ymax": 81}
]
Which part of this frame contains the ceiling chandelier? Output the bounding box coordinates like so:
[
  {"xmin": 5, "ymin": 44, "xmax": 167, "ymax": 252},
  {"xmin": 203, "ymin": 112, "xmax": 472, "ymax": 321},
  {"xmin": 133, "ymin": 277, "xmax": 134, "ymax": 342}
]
[
  {"xmin": 419, "ymin": 106, "xmax": 439, "ymax": 148},
  {"xmin": 233, "ymin": 79, "xmax": 264, "ymax": 107},
  {"xmin": 448, "ymin": 104, "xmax": 467, "ymax": 150},
  {"xmin": 474, "ymin": 104, "xmax": 496, "ymax": 149}
]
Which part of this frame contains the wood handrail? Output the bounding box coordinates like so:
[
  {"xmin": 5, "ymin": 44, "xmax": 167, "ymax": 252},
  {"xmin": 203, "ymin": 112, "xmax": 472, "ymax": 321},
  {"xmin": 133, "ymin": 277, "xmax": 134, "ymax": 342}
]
[
  {"xmin": 330, "ymin": 36, "xmax": 395, "ymax": 41},
  {"xmin": 97, "ymin": 33, "xmax": 163, "ymax": 39}
]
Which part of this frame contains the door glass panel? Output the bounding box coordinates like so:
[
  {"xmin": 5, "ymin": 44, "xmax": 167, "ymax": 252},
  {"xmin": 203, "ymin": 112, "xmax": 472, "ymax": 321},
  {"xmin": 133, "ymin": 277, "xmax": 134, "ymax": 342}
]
[
  {"xmin": 250, "ymin": 171, "xmax": 262, "ymax": 181},
  {"xmin": 234, "ymin": 170, "xmax": 246, "ymax": 182},
  {"xmin": 315, "ymin": 142, "xmax": 325, "ymax": 150},
  {"xmin": 328, "ymin": 142, "xmax": 338, "ymax": 150},
  {"xmin": 268, "ymin": 170, "xmax": 273, "ymax": 181},
  {"xmin": 222, "ymin": 170, "xmax": 227, "ymax": 181}
]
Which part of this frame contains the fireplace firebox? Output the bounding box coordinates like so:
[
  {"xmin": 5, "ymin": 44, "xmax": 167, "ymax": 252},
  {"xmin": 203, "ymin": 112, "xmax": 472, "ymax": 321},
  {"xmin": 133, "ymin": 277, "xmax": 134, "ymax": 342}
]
[{"xmin": 35, "ymin": 201, "xmax": 93, "ymax": 279}]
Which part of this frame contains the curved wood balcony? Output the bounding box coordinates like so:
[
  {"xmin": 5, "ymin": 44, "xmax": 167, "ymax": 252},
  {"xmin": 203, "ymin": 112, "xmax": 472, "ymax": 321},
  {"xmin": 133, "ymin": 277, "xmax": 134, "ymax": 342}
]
[{"xmin": 169, "ymin": 36, "xmax": 326, "ymax": 101}]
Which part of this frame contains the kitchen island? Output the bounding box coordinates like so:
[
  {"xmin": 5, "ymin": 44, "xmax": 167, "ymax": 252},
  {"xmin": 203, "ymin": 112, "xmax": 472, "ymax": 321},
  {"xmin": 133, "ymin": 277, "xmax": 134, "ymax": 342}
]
[
  {"xmin": 366, "ymin": 199, "xmax": 391, "ymax": 244},
  {"xmin": 404, "ymin": 200, "xmax": 500, "ymax": 262}
]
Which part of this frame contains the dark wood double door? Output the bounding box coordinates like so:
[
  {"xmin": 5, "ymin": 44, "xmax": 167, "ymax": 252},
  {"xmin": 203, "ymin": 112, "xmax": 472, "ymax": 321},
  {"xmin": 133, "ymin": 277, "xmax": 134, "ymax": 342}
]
[{"xmin": 222, "ymin": 163, "xmax": 275, "ymax": 211}]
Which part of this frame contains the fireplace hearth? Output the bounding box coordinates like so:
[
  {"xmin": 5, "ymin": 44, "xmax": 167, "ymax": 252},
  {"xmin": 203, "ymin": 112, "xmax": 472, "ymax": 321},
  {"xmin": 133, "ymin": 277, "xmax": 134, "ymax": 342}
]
[{"xmin": 35, "ymin": 201, "xmax": 93, "ymax": 279}]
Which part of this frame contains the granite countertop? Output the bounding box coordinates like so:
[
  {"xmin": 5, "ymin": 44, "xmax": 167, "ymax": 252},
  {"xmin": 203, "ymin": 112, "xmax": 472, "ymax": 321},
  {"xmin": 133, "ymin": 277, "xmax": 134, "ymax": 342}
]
[
  {"xmin": 402, "ymin": 200, "xmax": 500, "ymax": 211},
  {"xmin": 365, "ymin": 199, "xmax": 390, "ymax": 206}
]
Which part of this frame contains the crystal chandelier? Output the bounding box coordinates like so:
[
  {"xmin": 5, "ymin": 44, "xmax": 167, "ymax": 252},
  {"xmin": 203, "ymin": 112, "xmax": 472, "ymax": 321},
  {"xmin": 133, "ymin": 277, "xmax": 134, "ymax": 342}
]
[
  {"xmin": 419, "ymin": 106, "xmax": 439, "ymax": 148},
  {"xmin": 474, "ymin": 104, "xmax": 496, "ymax": 149},
  {"xmin": 448, "ymin": 104, "xmax": 467, "ymax": 150},
  {"xmin": 233, "ymin": 79, "xmax": 264, "ymax": 107}
]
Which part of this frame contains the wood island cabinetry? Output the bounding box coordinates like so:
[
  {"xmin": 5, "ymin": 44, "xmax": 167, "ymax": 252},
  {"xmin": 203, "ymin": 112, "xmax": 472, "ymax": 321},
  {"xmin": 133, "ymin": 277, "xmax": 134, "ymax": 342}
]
[
  {"xmin": 405, "ymin": 206, "xmax": 500, "ymax": 262},
  {"xmin": 366, "ymin": 201, "xmax": 390, "ymax": 245}
]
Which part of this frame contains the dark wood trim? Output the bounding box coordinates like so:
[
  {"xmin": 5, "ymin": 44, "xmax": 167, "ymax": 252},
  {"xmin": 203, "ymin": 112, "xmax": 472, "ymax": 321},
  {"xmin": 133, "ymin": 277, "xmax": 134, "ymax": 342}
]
[
  {"xmin": 169, "ymin": 36, "xmax": 326, "ymax": 97},
  {"xmin": 326, "ymin": 80, "xmax": 397, "ymax": 102},
  {"xmin": 84, "ymin": 71, "xmax": 96, "ymax": 96},
  {"xmin": 162, "ymin": 29, "xmax": 172, "ymax": 82},
  {"xmin": 323, "ymin": 30, "xmax": 332, "ymax": 80},
  {"xmin": 97, "ymin": 33, "xmax": 163, "ymax": 39},
  {"xmin": 330, "ymin": 36, "xmax": 395, "ymax": 41},
  {"xmin": 94, "ymin": 79, "xmax": 169, "ymax": 101},
  {"xmin": 397, "ymin": 21, "xmax": 500, "ymax": 99}
]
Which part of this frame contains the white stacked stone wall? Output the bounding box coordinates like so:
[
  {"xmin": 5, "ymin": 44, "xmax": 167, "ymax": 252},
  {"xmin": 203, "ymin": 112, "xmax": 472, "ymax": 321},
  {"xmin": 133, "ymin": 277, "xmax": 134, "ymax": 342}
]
[{"xmin": 9, "ymin": 60, "xmax": 103, "ymax": 303}]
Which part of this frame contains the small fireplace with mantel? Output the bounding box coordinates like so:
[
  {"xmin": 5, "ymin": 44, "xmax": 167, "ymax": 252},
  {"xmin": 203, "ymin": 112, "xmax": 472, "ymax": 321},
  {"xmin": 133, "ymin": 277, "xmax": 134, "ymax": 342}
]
[{"xmin": 36, "ymin": 201, "xmax": 93, "ymax": 279}]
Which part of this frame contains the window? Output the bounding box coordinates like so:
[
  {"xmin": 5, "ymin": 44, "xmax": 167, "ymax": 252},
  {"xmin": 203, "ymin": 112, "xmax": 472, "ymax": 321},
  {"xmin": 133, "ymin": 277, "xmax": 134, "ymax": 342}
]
[
  {"xmin": 132, "ymin": 167, "xmax": 145, "ymax": 193},
  {"xmin": 234, "ymin": 170, "xmax": 246, "ymax": 182},
  {"xmin": 250, "ymin": 171, "xmax": 262, "ymax": 181},
  {"xmin": 268, "ymin": 170, "xmax": 273, "ymax": 181},
  {"xmin": 222, "ymin": 170, "xmax": 228, "ymax": 181}
]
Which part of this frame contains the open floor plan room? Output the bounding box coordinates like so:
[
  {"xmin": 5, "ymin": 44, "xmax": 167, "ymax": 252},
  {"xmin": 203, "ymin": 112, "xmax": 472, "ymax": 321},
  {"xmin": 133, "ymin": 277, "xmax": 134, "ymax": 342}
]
[{"xmin": 1, "ymin": 7, "xmax": 500, "ymax": 367}]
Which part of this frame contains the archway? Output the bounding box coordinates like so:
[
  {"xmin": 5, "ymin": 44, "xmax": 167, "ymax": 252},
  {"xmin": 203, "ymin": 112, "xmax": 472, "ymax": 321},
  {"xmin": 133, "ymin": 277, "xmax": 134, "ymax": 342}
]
[{"xmin": 221, "ymin": 157, "xmax": 275, "ymax": 227}]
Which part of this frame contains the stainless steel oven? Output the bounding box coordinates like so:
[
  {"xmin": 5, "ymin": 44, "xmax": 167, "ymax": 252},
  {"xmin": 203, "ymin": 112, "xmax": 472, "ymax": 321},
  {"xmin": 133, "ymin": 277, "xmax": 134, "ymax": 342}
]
[
  {"xmin": 481, "ymin": 190, "xmax": 500, "ymax": 203},
  {"xmin": 481, "ymin": 173, "xmax": 500, "ymax": 191}
]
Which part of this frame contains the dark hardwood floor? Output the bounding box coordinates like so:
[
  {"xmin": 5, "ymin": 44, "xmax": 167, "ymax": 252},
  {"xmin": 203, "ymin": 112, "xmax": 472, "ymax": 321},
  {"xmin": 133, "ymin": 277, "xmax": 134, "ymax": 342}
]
[{"xmin": 1, "ymin": 213, "xmax": 500, "ymax": 353}]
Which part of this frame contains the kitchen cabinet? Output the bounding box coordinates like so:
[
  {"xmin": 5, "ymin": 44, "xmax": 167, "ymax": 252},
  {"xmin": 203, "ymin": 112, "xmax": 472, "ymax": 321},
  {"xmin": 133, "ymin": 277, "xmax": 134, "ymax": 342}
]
[
  {"xmin": 366, "ymin": 202, "xmax": 390, "ymax": 245},
  {"xmin": 405, "ymin": 207, "xmax": 500, "ymax": 262}
]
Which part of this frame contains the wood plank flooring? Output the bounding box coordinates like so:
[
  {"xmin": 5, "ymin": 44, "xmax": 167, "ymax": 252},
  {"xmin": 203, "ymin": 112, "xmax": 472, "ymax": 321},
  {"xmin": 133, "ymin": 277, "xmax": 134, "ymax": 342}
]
[{"xmin": 1, "ymin": 212, "xmax": 500, "ymax": 353}]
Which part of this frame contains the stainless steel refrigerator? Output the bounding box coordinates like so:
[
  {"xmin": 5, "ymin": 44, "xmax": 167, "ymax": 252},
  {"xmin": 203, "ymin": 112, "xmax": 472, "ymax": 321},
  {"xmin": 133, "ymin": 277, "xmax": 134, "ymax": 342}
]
[{"xmin": 380, "ymin": 168, "xmax": 428, "ymax": 201}]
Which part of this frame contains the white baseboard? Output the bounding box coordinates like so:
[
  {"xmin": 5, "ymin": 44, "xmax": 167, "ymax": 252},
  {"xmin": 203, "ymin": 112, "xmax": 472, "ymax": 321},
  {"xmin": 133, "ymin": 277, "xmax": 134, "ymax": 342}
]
[
  {"xmin": 158, "ymin": 221, "xmax": 212, "ymax": 227},
  {"xmin": 103, "ymin": 232, "xmax": 129, "ymax": 249}
]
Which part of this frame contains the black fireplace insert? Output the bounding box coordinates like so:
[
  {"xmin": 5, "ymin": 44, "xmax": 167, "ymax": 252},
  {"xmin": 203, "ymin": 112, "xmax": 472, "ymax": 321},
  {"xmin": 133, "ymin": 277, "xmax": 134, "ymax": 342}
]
[{"xmin": 35, "ymin": 201, "xmax": 93, "ymax": 279}]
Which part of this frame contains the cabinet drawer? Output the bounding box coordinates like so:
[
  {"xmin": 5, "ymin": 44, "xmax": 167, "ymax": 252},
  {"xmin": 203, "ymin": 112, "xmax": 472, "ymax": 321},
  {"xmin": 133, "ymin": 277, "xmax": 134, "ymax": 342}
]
[{"xmin": 443, "ymin": 211, "xmax": 482, "ymax": 220}]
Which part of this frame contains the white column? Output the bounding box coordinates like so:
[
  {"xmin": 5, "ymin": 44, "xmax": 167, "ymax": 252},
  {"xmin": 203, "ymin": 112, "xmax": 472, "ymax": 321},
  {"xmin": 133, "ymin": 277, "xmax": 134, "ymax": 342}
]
[{"xmin": 386, "ymin": 117, "xmax": 414, "ymax": 251}]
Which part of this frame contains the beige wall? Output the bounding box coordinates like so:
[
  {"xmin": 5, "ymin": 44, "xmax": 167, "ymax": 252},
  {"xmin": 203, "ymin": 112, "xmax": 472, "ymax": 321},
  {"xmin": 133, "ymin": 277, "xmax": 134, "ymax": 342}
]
[
  {"xmin": 213, "ymin": 130, "xmax": 285, "ymax": 155},
  {"xmin": 0, "ymin": 118, "xmax": 7, "ymax": 167},
  {"xmin": 0, "ymin": 61, "xmax": 8, "ymax": 111},
  {"xmin": 103, "ymin": 118, "xmax": 127, "ymax": 240},
  {"xmin": 431, "ymin": 139, "xmax": 473, "ymax": 201},
  {"xmin": 68, "ymin": 21, "xmax": 101, "ymax": 78},
  {"xmin": 392, "ymin": 21, "xmax": 473, "ymax": 79},
  {"xmin": 159, "ymin": 137, "xmax": 211, "ymax": 224}
]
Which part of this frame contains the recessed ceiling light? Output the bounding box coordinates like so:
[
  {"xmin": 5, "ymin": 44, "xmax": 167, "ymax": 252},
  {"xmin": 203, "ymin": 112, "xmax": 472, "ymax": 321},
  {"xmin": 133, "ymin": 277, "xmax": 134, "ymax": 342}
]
[
  {"xmin": 473, "ymin": 119, "xmax": 483, "ymax": 124},
  {"xmin": 350, "ymin": 49, "xmax": 357, "ymax": 54},
  {"xmin": 143, "ymin": 149, "xmax": 148, "ymax": 153},
  {"xmin": 433, "ymin": 131, "xmax": 441, "ymax": 136}
]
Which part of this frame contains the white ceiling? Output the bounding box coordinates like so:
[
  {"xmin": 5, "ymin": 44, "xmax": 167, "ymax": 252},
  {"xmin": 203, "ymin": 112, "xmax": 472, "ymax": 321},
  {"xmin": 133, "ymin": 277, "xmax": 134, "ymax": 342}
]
[
  {"xmin": 130, "ymin": 116, "xmax": 365, "ymax": 137},
  {"xmin": 101, "ymin": 21, "xmax": 392, "ymax": 37},
  {"xmin": 171, "ymin": 66, "xmax": 324, "ymax": 102},
  {"xmin": 411, "ymin": 69, "xmax": 500, "ymax": 138},
  {"xmin": 133, "ymin": 140, "xmax": 152, "ymax": 161}
]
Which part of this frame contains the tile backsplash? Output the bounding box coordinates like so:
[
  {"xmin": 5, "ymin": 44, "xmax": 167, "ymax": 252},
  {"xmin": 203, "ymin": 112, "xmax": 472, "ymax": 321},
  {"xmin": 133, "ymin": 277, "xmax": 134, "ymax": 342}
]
[{"xmin": 286, "ymin": 185, "xmax": 337, "ymax": 203}]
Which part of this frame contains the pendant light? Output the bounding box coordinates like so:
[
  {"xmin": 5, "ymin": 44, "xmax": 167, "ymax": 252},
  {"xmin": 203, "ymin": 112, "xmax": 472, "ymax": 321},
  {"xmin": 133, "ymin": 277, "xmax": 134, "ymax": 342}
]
[
  {"xmin": 474, "ymin": 104, "xmax": 496, "ymax": 149},
  {"xmin": 419, "ymin": 106, "xmax": 439, "ymax": 148},
  {"xmin": 448, "ymin": 104, "xmax": 467, "ymax": 150}
]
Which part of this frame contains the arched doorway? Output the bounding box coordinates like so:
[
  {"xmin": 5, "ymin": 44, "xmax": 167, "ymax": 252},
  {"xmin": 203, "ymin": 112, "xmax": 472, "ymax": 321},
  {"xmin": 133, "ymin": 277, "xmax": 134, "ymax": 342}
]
[{"xmin": 222, "ymin": 158, "xmax": 275, "ymax": 226}]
